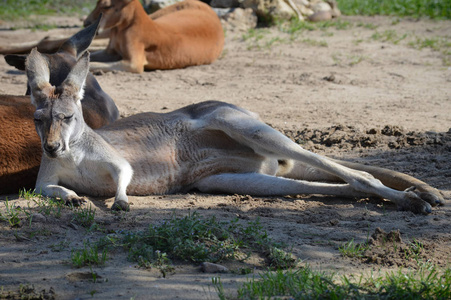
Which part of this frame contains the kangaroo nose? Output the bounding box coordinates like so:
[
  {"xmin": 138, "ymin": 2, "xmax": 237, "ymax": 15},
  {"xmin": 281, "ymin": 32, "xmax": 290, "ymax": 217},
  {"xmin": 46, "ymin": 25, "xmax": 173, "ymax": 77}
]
[{"xmin": 44, "ymin": 142, "xmax": 61, "ymax": 153}]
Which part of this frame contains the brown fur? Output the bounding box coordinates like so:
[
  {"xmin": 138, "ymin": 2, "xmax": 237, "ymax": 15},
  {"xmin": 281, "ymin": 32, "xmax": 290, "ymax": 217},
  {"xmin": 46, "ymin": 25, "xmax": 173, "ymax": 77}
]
[
  {"xmin": 85, "ymin": 0, "xmax": 224, "ymax": 73},
  {"xmin": 0, "ymin": 95, "xmax": 41, "ymax": 194}
]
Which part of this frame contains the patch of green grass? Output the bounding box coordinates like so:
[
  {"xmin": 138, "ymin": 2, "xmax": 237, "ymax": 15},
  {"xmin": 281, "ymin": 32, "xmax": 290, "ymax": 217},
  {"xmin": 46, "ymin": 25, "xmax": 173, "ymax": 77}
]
[
  {"xmin": 339, "ymin": 239, "xmax": 368, "ymax": 258},
  {"xmin": 301, "ymin": 38, "xmax": 328, "ymax": 47},
  {"xmin": 18, "ymin": 188, "xmax": 39, "ymax": 200},
  {"xmin": 32, "ymin": 197, "xmax": 65, "ymax": 218},
  {"xmin": 97, "ymin": 212, "xmax": 297, "ymax": 274},
  {"xmin": 0, "ymin": 198, "xmax": 21, "ymax": 227},
  {"xmin": 356, "ymin": 22, "xmax": 379, "ymax": 30},
  {"xmin": 407, "ymin": 36, "xmax": 451, "ymax": 66},
  {"xmin": 268, "ymin": 247, "xmax": 297, "ymax": 269},
  {"xmin": 265, "ymin": 36, "xmax": 287, "ymax": 49},
  {"xmin": 213, "ymin": 263, "xmax": 451, "ymax": 299},
  {"xmin": 338, "ymin": 0, "xmax": 451, "ymax": 19},
  {"xmin": 72, "ymin": 205, "xmax": 96, "ymax": 228},
  {"xmin": 278, "ymin": 18, "xmax": 317, "ymax": 35},
  {"xmin": 278, "ymin": 18, "xmax": 353, "ymax": 36},
  {"xmin": 242, "ymin": 28, "xmax": 273, "ymax": 50},
  {"xmin": 409, "ymin": 36, "xmax": 451, "ymax": 51},
  {"xmin": 371, "ymin": 29, "xmax": 408, "ymax": 44},
  {"xmin": 70, "ymin": 240, "xmax": 108, "ymax": 268},
  {"xmin": 241, "ymin": 28, "xmax": 267, "ymax": 42},
  {"xmin": 404, "ymin": 239, "xmax": 425, "ymax": 261},
  {"xmin": 0, "ymin": 0, "xmax": 95, "ymax": 21},
  {"xmin": 19, "ymin": 188, "xmax": 67, "ymax": 220},
  {"xmin": 316, "ymin": 19, "xmax": 353, "ymax": 30}
]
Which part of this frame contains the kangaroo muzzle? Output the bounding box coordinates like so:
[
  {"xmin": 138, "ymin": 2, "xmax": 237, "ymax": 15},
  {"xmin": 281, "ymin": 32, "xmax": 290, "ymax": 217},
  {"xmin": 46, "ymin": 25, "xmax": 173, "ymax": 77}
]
[{"xmin": 44, "ymin": 140, "xmax": 62, "ymax": 157}]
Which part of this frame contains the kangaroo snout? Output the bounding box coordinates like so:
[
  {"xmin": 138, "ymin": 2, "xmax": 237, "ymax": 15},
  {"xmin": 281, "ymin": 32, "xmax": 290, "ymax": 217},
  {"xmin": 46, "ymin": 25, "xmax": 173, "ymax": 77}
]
[{"xmin": 44, "ymin": 141, "xmax": 62, "ymax": 157}]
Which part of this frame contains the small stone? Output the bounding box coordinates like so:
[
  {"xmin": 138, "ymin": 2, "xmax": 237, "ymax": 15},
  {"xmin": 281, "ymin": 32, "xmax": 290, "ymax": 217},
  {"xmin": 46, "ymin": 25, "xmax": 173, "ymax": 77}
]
[
  {"xmin": 201, "ymin": 262, "xmax": 229, "ymax": 273},
  {"xmin": 329, "ymin": 219, "xmax": 339, "ymax": 226},
  {"xmin": 308, "ymin": 10, "xmax": 332, "ymax": 22},
  {"xmin": 31, "ymin": 213, "xmax": 46, "ymax": 223}
]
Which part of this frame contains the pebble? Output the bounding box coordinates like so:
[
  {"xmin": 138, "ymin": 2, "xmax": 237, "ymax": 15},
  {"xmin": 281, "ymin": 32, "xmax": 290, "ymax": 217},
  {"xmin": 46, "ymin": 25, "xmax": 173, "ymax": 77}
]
[
  {"xmin": 201, "ymin": 262, "xmax": 229, "ymax": 273},
  {"xmin": 31, "ymin": 213, "xmax": 46, "ymax": 223}
]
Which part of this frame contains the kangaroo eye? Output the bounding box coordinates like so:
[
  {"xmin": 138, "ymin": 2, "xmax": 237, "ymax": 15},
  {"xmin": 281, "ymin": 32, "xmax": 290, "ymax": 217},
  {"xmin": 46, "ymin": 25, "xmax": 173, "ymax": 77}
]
[{"xmin": 64, "ymin": 114, "xmax": 74, "ymax": 121}]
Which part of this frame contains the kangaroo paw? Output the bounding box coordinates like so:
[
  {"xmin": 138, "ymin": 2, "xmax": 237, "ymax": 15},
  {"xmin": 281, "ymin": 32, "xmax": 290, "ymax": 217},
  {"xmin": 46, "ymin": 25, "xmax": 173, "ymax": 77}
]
[
  {"xmin": 111, "ymin": 200, "xmax": 130, "ymax": 212},
  {"xmin": 65, "ymin": 195, "xmax": 86, "ymax": 207}
]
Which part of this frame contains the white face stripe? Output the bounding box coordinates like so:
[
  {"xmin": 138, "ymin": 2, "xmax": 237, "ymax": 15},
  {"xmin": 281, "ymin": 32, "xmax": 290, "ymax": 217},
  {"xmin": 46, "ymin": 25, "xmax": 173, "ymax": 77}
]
[
  {"xmin": 30, "ymin": 93, "xmax": 37, "ymax": 107},
  {"xmin": 77, "ymin": 78, "xmax": 86, "ymax": 101}
]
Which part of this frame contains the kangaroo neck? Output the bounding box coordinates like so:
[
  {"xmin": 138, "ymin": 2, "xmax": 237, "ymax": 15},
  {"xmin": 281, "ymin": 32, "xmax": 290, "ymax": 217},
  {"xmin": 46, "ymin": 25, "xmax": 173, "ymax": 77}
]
[{"xmin": 115, "ymin": 0, "xmax": 156, "ymax": 32}]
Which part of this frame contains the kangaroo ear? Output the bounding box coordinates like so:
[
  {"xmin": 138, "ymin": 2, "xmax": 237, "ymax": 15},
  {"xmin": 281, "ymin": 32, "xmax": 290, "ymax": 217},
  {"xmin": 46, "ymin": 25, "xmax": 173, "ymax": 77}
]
[
  {"xmin": 62, "ymin": 51, "xmax": 90, "ymax": 101},
  {"xmin": 4, "ymin": 54, "xmax": 27, "ymax": 71},
  {"xmin": 59, "ymin": 14, "xmax": 102, "ymax": 59},
  {"xmin": 25, "ymin": 48, "xmax": 53, "ymax": 106}
]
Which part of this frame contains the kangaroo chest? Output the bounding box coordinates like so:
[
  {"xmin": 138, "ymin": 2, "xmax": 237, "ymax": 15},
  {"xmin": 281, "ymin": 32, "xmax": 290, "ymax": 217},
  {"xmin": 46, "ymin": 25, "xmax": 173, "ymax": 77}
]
[{"xmin": 56, "ymin": 151, "xmax": 117, "ymax": 197}]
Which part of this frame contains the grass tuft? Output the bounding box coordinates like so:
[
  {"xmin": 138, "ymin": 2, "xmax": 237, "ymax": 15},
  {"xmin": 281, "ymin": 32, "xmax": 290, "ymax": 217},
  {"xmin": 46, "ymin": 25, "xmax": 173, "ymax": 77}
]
[
  {"xmin": 213, "ymin": 263, "xmax": 451, "ymax": 299},
  {"xmin": 0, "ymin": 198, "xmax": 21, "ymax": 227},
  {"xmin": 95, "ymin": 212, "xmax": 297, "ymax": 274},
  {"xmin": 71, "ymin": 240, "xmax": 108, "ymax": 268},
  {"xmin": 0, "ymin": 0, "xmax": 95, "ymax": 21},
  {"xmin": 338, "ymin": 0, "xmax": 451, "ymax": 19},
  {"xmin": 72, "ymin": 205, "xmax": 96, "ymax": 228},
  {"xmin": 339, "ymin": 239, "xmax": 368, "ymax": 258}
]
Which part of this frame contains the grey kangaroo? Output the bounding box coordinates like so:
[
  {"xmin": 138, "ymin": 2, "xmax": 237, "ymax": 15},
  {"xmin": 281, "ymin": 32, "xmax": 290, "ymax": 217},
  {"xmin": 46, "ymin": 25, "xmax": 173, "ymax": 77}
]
[
  {"xmin": 0, "ymin": 16, "xmax": 119, "ymax": 194},
  {"xmin": 26, "ymin": 49, "xmax": 444, "ymax": 213}
]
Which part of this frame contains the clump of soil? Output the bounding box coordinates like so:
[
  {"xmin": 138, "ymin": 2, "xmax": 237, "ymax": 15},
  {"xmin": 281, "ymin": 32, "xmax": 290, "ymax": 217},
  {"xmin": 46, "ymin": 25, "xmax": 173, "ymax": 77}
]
[
  {"xmin": 280, "ymin": 125, "xmax": 451, "ymax": 151},
  {"xmin": 360, "ymin": 227, "xmax": 433, "ymax": 268},
  {"xmin": 0, "ymin": 285, "xmax": 55, "ymax": 300}
]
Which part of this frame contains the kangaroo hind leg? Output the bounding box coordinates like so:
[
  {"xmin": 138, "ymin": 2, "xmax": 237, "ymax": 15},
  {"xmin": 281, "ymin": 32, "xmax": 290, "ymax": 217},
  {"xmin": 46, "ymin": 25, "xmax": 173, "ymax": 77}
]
[
  {"xmin": 195, "ymin": 173, "xmax": 372, "ymax": 198},
  {"xmin": 202, "ymin": 105, "xmax": 434, "ymax": 214}
]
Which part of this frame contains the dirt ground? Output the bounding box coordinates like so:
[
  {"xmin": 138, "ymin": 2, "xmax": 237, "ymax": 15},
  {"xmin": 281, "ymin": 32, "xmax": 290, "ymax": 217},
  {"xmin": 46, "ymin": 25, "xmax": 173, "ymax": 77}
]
[{"xmin": 0, "ymin": 15, "xmax": 450, "ymax": 299}]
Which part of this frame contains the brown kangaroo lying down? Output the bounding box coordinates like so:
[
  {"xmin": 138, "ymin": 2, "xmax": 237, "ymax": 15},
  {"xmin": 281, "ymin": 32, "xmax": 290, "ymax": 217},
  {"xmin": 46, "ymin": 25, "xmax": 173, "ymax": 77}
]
[
  {"xmin": 0, "ymin": 18, "xmax": 119, "ymax": 195},
  {"xmin": 83, "ymin": 0, "xmax": 225, "ymax": 73},
  {"xmin": 0, "ymin": 0, "xmax": 224, "ymax": 72},
  {"xmin": 25, "ymin": 48, "xmax": 444, "ymax": 214}
]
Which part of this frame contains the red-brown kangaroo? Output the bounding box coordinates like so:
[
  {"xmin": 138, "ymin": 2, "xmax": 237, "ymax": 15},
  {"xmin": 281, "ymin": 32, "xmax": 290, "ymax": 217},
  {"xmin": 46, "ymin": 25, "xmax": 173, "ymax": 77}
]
[{"xmin": 83, "ymin": 0, "xmax": 224, "ymax": 73}]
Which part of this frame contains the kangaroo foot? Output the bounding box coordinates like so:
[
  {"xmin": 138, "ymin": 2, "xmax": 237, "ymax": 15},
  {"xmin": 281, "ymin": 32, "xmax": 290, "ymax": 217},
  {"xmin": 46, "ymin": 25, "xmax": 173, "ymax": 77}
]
[
  {"xmin": 396, "ymin": 188, "xmax": 434, "ymax": 215},
  {"xmin": 111, "ymin": 200, "xmax": 130, "ymax": 212},
  {"xmin": 416, "ymin": 190, "xmax": 445, "ymax": 207}
]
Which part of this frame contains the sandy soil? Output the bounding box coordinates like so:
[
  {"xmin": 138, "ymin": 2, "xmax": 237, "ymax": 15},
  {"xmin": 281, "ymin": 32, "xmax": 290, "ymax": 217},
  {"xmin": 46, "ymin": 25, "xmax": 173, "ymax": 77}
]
[{"xmin": 0, "ymin": 15, "xmax": 450, "ymax": 299}]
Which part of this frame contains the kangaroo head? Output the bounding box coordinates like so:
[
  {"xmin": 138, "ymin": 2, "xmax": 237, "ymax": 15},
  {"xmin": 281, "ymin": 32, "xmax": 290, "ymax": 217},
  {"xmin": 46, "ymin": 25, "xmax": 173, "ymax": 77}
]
[
  {"xmin": 26, "ymin": 48, "xmax": 90, "ymax": 158},
  {"xmin": 84, "ymin": 0, "xmax": 134, "ymax": 34}
]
